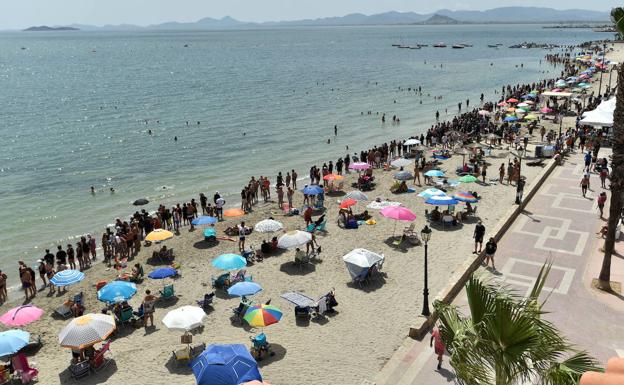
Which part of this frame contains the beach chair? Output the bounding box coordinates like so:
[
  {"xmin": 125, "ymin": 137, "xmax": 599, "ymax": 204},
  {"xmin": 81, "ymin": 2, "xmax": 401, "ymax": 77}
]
[
  {"xmin": 116, "ymin": 307, "xmax": 134, "ymax": 327},
  {"xmin": 211, "ymin": 273, "xmax": 231, "ymax": 290},
  {"xmin": 315, "ymin": 220, "xmax": 327, "ymax": 232},
  {"xmin": 172, "ymin": 346, "xmax": 191, "ymax": 367},
  {"xmin": 55, "ymin": 292, "xmax": 84, "ymax": 318},
  {"xmin": 11, "ymin": 353, "xmax": 38, "ymax": 384},
  {"xmin": 68, "ymin": 361, "xmax": 90, "ymax": 380},
  {"xmin": 294, "ymin": 252, "xmax": 310, "ymax": 269},
  {"xmin": 190, "ymin": 343, "xmax": 206, "ymax": 359},
  {"xmin": 196, "ymin": 292, "xmax": 215, "ymax": 312},
  {"xmin": 0, "ymin": 368, "xmax": 12, "ymax": 385},
  {"xmin": 159, "ymin": 284, "xmax": 175, "ymax": 300},
  {"xmin": 249, "ymin": 333, "xmax": 274, "ymax": 361},
  {"xmin": 91, "ymin": 341, "xmax": 112, "ymax": 373},
  {"xmin": 129, "ymin": 265, "xmax": 144, "ymax": 283},
  {"xmin": 403, "ymin": 223, "xmax": 416, "ymax": 236},
  {"xmin": 392, "ymin": 236, "xmax": 405, "ymax": 248}
]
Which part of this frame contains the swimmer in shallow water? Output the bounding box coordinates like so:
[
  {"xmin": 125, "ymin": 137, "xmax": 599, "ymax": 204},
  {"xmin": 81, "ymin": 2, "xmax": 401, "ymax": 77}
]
[
  {"xmin": 90, "ymin": 186, "xmax": 95, "ymax": 194},
  {"xmin": 148, "ymin": 130, "xmax": 152, "ymax": 135},
  {"xmin": 110, "ymin": 187, "xmax": 115, "ymax": 193},
  {"xmin": 174, "ymin": 136, "xmax": 177, "ymax": 141}
]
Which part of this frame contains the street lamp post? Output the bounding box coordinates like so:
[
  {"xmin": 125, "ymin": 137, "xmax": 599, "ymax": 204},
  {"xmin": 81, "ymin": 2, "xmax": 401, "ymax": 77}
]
[
  {"xmin": 598, "ymin": 43, "xmax": 607, "ymax": 97},
  {"xmin": 421, "ymin": 225, "xmax": 432, "ymax": 317},
  {"xmin": 608, "ymin": 65, "xmax": 615, "ymax": 95}
]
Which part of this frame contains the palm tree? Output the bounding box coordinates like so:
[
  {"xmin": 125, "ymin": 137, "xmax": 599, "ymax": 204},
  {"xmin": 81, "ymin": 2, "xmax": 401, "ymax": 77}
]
[
  {"xmin": 598, "ymin": 7, "xmax": 624, "ymax": 290},
  {"xmin": 434, "ymin": 263, "xmax": 600, "ymax": 385}
]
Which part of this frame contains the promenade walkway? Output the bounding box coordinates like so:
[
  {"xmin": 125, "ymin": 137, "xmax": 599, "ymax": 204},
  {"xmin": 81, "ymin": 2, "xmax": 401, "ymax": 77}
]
[{"xmin": 376, "ymin": 149, "xmax": 624, "ymax": 385}]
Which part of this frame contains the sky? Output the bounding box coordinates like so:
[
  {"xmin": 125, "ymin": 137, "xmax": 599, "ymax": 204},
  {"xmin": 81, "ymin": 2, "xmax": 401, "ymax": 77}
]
[{"xmin": 1, "ymin": 0, "xmax": 619, "ymax": 29}]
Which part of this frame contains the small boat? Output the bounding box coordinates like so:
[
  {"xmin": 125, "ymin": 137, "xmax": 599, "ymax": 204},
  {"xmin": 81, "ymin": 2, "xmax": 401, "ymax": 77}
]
[
  {"xmin": 487, "ymin": 44, "xmax": 498, "ymax": 48},
  {"xmin": 398, "ymin": 46, "xmax": 410, "ymax": 49},
  {"xmin": 452, "ymin": 44, "xmax": 465, "ymax": 49},
  {"xmin": 391, "ymin": 44, "xmax": 401, "ymax": 47},
  {"xmin": 409, "ymin": 46, "xmax": 421, "ymax": 50},
  {"xmin": 433, "ymin": 43, "xmax": 447, "ymax": 48},
  {"xmin": 419, "ymin": 44, "xmax": 429, "ymax": 47},
  {"xmin": 460, "ymin": 43, "xmax": 473, "ymax": 47},
  {"xmin": 184, "ymin": 44, "xmax": 189, "ymax": 48}
]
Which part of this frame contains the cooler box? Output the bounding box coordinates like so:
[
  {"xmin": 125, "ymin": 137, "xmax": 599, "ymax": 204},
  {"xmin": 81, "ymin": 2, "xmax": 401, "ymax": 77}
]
[{"xmin": 542, "ymin": 146, "xmax": 555, "ymax": 158}]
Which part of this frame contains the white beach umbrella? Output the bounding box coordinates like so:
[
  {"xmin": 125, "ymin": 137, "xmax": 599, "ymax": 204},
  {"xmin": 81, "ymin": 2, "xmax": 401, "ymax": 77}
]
[
  {"xmin": 162, "ymin": 306, "xmax": 206, "ymax": 332},
  {"xmin": 58, "ymin": 314, "xmax": 116, "ymax": 349},
  {"xmin": 403, "ymin": 139, "xmax": 421, "ymax": 146},
  {"xmin": 277, "ymin": 230, "xmax": 312, "ymax": 249},
  {"xmin": 344, "ymin": 191, "xmax": 369, "ymax": 201},
  {"xmin": 254, "ymin": 219, "xmax": 284, "ymax": 233},
  {"xmin": 366, "ymin": 200, "xmax": 402, "ymax": 210},
  {"xmin": 390, "ymin": 158, "xmax": 412, "ymax": 168},
  {"xmin": 342, "ymin": 249, "xmax": 384, "ymax": 279}
]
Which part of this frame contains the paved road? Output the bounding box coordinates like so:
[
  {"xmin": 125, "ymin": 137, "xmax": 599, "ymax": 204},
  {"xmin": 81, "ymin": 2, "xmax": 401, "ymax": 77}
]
[{"xmin": 376, "ymin": 150, "xmax": 624, "ymax": 385}]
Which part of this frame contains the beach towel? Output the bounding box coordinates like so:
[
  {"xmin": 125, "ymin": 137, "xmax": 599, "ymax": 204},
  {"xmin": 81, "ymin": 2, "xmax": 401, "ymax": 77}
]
[{"xmin": 365, "ymin": 219, "xmax": 376, "ymax": 225}]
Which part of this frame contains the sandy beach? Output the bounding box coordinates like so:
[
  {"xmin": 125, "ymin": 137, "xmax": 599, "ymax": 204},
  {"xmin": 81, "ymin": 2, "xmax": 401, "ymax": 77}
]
[{"xmin": 5, "ymin": 41, "xmax": 621, "ymax": 385}]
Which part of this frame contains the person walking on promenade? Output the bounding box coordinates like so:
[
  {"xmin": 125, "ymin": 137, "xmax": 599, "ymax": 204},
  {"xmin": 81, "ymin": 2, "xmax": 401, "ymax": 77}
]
[
  {"xmin": 580, "ymin": 174, "xmax": 590, "ymax": 197},
  {"xmin": 499, "ymin": 163, "xmax": 505, "ymax": 185},
  {"xmin": 473, "ymin": 221, "xmax": 485, "ymax": 254},
  {"xmin": 430, "ymin": 325, "xmax": 446, "ymax": 370},
  {"xmin": 599, "ymin": 167, "xmax": 608, "ymax": 188},
  {"xmin": 597, "ymin": 192, "xmax": 607, "ymax": 219},
  {"xmin": 484, "ymin": 238, "xmax": 497, "ymax": 269}
]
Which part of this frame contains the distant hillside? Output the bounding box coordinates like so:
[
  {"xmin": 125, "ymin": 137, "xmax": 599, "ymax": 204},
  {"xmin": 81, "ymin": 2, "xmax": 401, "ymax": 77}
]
[
  {"xmin": 421, "ymin": 14, "xmax": 459, "ymax": 25},
  {"xmin": 46, "ymin": 7, "xmax": 611, "ymax": 31},
  {"xmin": 23, "ymin": 26, "xmax": 79, "ymax": 31}
]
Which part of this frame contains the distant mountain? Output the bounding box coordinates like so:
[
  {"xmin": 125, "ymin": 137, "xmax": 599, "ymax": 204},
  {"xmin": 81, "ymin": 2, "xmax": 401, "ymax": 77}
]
[
  {"xmin": 44, "ymin": 7, "xmax": 611, "ymax": 32},
  {"xmin": 23, "ymin": 26, "xmax": 79, "ymax": 31},
  {"xmin": 421, "ymin": 14, "xmax": 459, "ymax": 25}
]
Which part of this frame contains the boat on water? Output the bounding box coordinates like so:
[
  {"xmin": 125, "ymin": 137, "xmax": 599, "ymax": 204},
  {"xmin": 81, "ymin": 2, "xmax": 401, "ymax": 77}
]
[
  {"xmin": 391, "ymin": 44, "xmax": 401, "ymax": 47},
  {"xmin": 459, "ymin": 43, "xmax": 473, "ymax": 47},
  {"xmin": 433, "ymin": 43, "xmax": 447, "ymax": 48},
  {"xmin": 487, "ymin": 44, "xmax": 499, "ymax": 48},
  {"xmin": 452, "ymin": 44, "xmax": 465, "ymax": 49},
  {"xmin": 408, "ymin": 46, "xmax": 421, "ymax": 50}
]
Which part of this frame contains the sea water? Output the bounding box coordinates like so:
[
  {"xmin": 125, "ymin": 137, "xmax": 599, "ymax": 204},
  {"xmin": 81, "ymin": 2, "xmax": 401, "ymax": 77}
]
[{"xmin": 0, "ymin": 24, "xmax": 603, "ymax": 285}]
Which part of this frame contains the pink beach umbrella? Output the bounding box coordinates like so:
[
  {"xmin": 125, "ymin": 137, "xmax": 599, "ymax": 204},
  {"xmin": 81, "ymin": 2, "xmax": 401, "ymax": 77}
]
[
  {"xmin": 540, "ymin": 107, "xmax": 553, "ymax": 114},
  {"xmin": 0, "ymin": 305, "xmax": 44, "ymax": 327},
  {"xmin": 380, "ymin": 206, "xmax": 416, "ymax": 235},
  {"xmin": 497, "ymin": 101, "xmax": 508, "ymax": 107},
  {"xmin": 242, "ymin": 382, "xmax": 272, "ymax": 385},
  {"xmin": 478, "ymin": 110, "xmax": 491, "ymax": 116},
  {"xmin": 348, "ymin": 162, "xmax": 371, "ymax": 171}
]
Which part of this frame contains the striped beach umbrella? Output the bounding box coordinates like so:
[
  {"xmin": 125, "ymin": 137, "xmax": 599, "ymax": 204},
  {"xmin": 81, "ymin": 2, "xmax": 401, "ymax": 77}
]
[
  {"xmin": 50, "ymin": 270, "xmax": 85, "ymax": 287},
  {"xmin": 58, "ymin": 313, "xmax": 116, "ymax": 349},
  {"xmin": 243, "ymin": 304, "xmax": 283, "ymax": 328},
  {"xmin": 453, "ymin": 192, "xmax": 478, "ymax": 203}
]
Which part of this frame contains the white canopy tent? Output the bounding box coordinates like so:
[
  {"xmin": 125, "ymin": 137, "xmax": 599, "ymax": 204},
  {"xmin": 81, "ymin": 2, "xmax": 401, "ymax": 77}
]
[{"xmin": 580, "ymin": 98, "xmax": 615, "ymax": 127}]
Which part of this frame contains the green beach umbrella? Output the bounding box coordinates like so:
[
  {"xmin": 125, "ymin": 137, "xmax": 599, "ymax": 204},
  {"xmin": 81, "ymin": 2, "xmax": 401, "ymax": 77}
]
[{"xmin": 459, "ymin": 175, "xmax": 478, "ymax": 183}]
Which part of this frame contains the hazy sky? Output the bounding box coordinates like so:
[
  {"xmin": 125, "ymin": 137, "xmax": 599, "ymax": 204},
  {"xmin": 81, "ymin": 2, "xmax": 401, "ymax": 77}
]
[{"xmin": 1, "ymin": 0, "xmax": 618, "ymax": 29}]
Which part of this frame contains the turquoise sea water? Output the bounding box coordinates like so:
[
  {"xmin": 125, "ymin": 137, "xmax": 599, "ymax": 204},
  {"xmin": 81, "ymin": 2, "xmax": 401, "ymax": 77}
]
[{"xmin": 0, "ymin": 24, "xmax": 602, "ymax": 284}]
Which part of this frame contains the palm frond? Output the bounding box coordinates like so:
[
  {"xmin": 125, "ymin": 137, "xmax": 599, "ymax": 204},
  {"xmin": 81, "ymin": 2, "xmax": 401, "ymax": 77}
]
[{"xmin": 612, "ymin": 7, "xmax": 624, "ymax": 35}]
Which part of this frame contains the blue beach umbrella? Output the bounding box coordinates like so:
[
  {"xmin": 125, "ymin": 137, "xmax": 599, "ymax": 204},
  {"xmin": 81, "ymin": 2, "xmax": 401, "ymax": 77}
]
[
  {"xmin": 227, "ymin": 282, "xmax": 262, "ymax": 297},
  {"xmin": 424, "ymin": 170, "xmax": 445, "ymax": 177},
  {"xmin": 50, "ymin": 270, "xmax": 85, "ymax": 287},
  {"xmin": 425, "ymin": 196, "xmax": 459, "ymax": 206},
  {"xmin": 148, "ymin": 267, "xmax": 178, "ymax": 279},
  {"xmin": 212, "ymin": 254, "xmax": 246, "ymax": 271},
  {"xmin": 504, "ymin": 116, "xmax": 518, "ymax": 122},
  {"xmin": 192, "ymin": 216, "xmax": 218, "ymax": 226},
  {"xmin": 191, "ymin": 344, "xmax": 262, "ymax": 385},
  {"xmin": 418, "ymin": 188, "xmax": 446, "ymax": 199},
  {"xmin": 0, "ymin": 329, "xmax": 30, "ymax": 356},
  {"xmin": 97, "ymin": 281, "xmax": 137, "ymax": 304},
  {"xmin": 302, "ymin": 185, "xmax": 324, "ymax": 195}
]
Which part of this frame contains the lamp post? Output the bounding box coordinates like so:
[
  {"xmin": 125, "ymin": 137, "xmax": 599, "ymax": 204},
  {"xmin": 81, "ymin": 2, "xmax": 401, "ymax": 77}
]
[
  {"xmin": 421, "ymin": 225, "xmax": 432, "ymax": 317},
  {"xmin": 598, "ymin": 43, "xmax": 607, "ymax": 97},
  {"xmin": 511, "ymin": 150, "xmax": 524, "ymax": 204},
  {"xmin": 608, "ymin": 65, "xmax": 616, "ymax": 95}
]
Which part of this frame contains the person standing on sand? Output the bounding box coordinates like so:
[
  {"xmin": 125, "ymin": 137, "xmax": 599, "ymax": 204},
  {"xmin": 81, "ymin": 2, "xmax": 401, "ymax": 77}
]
[
  {"xmin": 37, "ymin": 260, "xmax": 47, "ymax": 289},
  {"xmin": 413, "ymin": 162, "xmax": 421, "ymax": 186},
  {"xmin": 277, "ymin": 186, "xmax": 284, "ymax": 209},
  {"xmin": 0, "ymin": 270, "xmax": 7, "ymax": 303},
  {"xmin": 143, "ymin": 290, "xmax": 156, "ymax": 328},
  {"xmin": 287, "ymin": 186, "xmax": 294, "ymax": 209},
  {"xmin": 292, "ymin": 170, "xmax": 298, "ymax": 190},
  {"xmin": 216, "ymin": 196, "xmax": 225, "ymax": 221},
  {"xmin": 430, "ymin": 325, "xmax": 446, "ymax": 370},
  {"xmin": 200, "ymin": 193, "xmax": 208, "ymax": 214},
  {"xmin": 238, "ymin": 221, "xmax": 247, "ymax": 252},
  {"xmin": 481, "ymin": 163, "xmax": 487, "ymax": 183},
  {"xmin": 285, "ymin": 172, "xmax": 291, "ymax": 189},
  {"xmin": 473, "ymin": 221, "xmax": 485, "ymax": 254}
]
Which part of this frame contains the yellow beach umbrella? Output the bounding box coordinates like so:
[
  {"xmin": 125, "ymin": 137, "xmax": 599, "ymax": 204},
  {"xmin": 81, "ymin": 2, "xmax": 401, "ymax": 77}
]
[
  {"xmin": 524, "ymin": 114, "xmax": 538, "ymax": 120},
  {"xmin": 145, "ymin": 229, "xmax": 174, "ymax": 242}
]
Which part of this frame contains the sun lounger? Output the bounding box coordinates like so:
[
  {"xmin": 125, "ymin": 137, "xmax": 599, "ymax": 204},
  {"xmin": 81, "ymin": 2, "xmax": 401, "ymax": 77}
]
[
  {"xmin": 116, "ymin": 307, "xmax": 134, "ymax": 327},
  {"xmin": 196, "ymin": 293, "xmax": 214, "ymax": 312},
  {"xmin": 172, "ymin": 346, "xmax": 191, "ymax": 366},
  {"xmin": 392, "ymin": 236, "xmax": 404, "ymax": 248},
  {"xmin": 55, "ymin": 292, "xmax": 84, "ymax": 318},
  {"xmin": 91, "ymin": 341, "xmax": 112, "ymax": 372},
  {"xmin": 11, "ymin": 353, "xmax": 38, "ymax": 383},
  {"xmin": 69, "ymin": 361, "xmax": 90, "ymax": 379}
]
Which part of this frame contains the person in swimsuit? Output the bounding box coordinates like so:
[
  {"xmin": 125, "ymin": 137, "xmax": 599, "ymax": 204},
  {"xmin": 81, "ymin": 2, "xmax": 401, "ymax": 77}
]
[
  {"xmin": 238, "ymin": 222, "xmax": 247, "ymax": 252},
  {"xmin": 142, "ymin": 290, "xmax": 156, "ymax": 327},
  {"xmin": 0, "ymin": 270, "xmax": 7, "ymax": 302}
]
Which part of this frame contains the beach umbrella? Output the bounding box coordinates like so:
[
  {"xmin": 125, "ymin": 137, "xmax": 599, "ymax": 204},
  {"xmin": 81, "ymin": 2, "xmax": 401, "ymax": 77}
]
[
  {"xmin": 192, "ymin": 216, "xmax": 218, "ymax": 226},
  {"xmin": 497, "ymin": 101, "xmax": 508, "ymax": 107},
  {"xmin": 277, "ymin": 230, "xmax": 312, "ymax": 249},
  {"xmin": 243, "ymin": 382, "xmax": 272, "ymax": 385},
  {"xmin": 0, "ymin": 330, "xmax": 30, "ymax": 356},
  {"xmin": 301, "ymin": 185, "xmax": 324, "ymax": 195},
  {"xmin": 223, "ymin": 208, "xmax": 245, "ymax": 217},
  {"xmin": 162, "ymin": 306, "xmax": 206, "ymax": 332},
  {"xmin": 524, "ymin": 100, "xmax": 535, "ymax": 105},
  {"xmin": 453, "ymin": 192, "xmax": 478, "ymax": 203},
  {"xmin": 97, "ymin": 281, "xmax": 137, "ymax": 304},
  {"xmin": 0, "ymin": 305, "xmax": 44, "ymax": 327},
  {"xmin": 486, "ymin": 133, "xmax": 501, "ymax": 140},
  {"xmin": 424, "ymin": 170, "xmax": 444, "ymax": 177},
  {"xmin": 212, "ymin": 254, "xmax": 246, "ymax": 271},
  {"xmin": 412, "ymin": 145, "xmax": 428, "ymax": 152},
  {"xmin": 394, "ymin": 171, "xmax": 414, "ymax": 180},
  {"xmin": 521, "ymin": 94, "xmax": 536, "ymax": 99},
  {"xmin": 380, "ymin": 206, "xmax": 416, "ymax": 222},
  {"xmin": 426, "ymin": 196, "xmax": 459, "ymax": 206},
  {"xmin": 227, "ymin": 282, "xmax": 262, "ymax": 297},
  {"xmin": 342, "ymin": 249, "xmax": 384, "ymax": 280},
  {"xmin": 254, "ymin": 219, "xmax": 283, "ymax": 233},
  {"xmin": 464, "ymin": 143, "xmax": 484, "ymax": 150},
  {"xmin": 339, "ymin": 198, "xmax": 358, "ymax": 209},
  {"xmin": 459, "ymin": 175, "xmax": 478, "ymax": 183},
  {"xmin": 49, "ymin": 269, "xmax": 85, "ymax": 287},
  {"xmin": 148, "ymin": 267, "xmax": 177, "ymax": 279},
  {"xmin": 133, "ymin": 198, "xmax": 149, "ymax": 206},
  {"xmin": 504, "ymin": 116, "xmax": 518, "ymax": 122},
  {"xmin": 403, "ymin": 139, "xmax": 421, "ymax": 146},
  {"xmin": 58, "ymin": 314, "xmax": 116, "ymax": 349},
  {"xmin": 145, "ymin": 229, "xmax": 174, "ymax": 242},
  {"xmin": 517, "ymin": 102, "xmax": 529, "ymax": 107},
  {"xmin": 390, "ymin": 158, "xmax": 412, "ymax": 168},
  {"xmin": 348, "ymin": 162, "xmax": 371, "ymax": 171},
  {"xmin": 322, "ymin": 173, "xmax": 343, "ymax": 181},
  {"xmin": 344, "ymin": 191, "xmax": 368, "ymax": 201},
  {"xmin": 507, "ymin": 98, "xmax": 519, "ymax": 103},
  {"xmin": 418, "ymin": 188, "xmax": 446, "ymax": 199},
  {"xmin": 191, "ymin": 344, "xmax": 263, "ymax": 385},
  {"xmin": 540, "ymin": 107, "xmax": 553, "ymax": 114},
  {"xmin": 524, "ymin": 114, "xmax": 538, "ymax": 120},
  {"xmin": 243, "ymin": 304, "xmax": 283, "ymax": 328},
  {"xmin": 477, "ymin": 110, "xmax": 491, "ymax": 116},
  {"xmin": 507, "ymin": 107, "xmax": 516, "ymax": 113}
]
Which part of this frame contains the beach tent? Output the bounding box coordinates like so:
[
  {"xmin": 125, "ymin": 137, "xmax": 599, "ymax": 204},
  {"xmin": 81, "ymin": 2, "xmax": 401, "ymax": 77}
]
[
  {"xmin": 541, "ymin": 91, "xmax": 573, "ymax": 98},
  {"xmin": 342, "ymin": 249, "xmax": 384, "ymax": 280},
  {"xmin": 191, "ymin": 344, "xmax": 262, "ymax": 385},
  {"xmin": 580, "ymin": 98, "xmax": 615, "ymax": 127}
]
